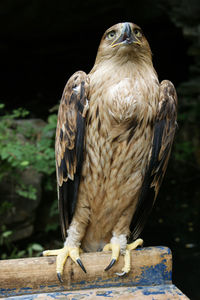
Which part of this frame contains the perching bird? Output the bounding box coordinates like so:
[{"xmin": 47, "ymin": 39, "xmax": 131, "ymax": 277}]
[{"xmin": 43, "ymin": 22, "xmax": 177, "ymax": 282}]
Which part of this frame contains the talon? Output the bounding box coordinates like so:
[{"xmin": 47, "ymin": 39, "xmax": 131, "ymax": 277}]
[
  {"xmin": 105, "ymin": 258, "xmax": 116, "ymax": 271},
  {"xmin": 115, "ymin": 271, "xmax": 127, "ymax": 277},
  {"xmin": 57, "ymin": 272, "xmax": 63, "ymax": 283},
  {"xmin": 76, "ymin": 258, "xmax": 87, "ymax": 273}
]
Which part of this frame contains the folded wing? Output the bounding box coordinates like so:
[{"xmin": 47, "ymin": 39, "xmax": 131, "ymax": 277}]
[
  {"xmin": 55, "ymin": 71, "xmax": 89, "ymax": 240},
  {"xmin": 130, "ymin": 80, "xmax": 178, "ymax": 240}
]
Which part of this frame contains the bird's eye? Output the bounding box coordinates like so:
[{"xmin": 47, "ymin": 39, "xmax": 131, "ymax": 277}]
[
  {"xmin": 134, "ymin": 29, "xmax": 142, "ymax": 38},
  {"xmin": 106, "ymin": 30, "xmax": 116, "ymax": 40}
]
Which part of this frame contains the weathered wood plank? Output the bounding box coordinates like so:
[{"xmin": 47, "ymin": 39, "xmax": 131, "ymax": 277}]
[
  {"xmin": 2, "ymin": 285, "xmax": 189, "ymax": 300},
  {"xmin": 0, "ymin": 246, "xmax": 173, "ymax": 298}
]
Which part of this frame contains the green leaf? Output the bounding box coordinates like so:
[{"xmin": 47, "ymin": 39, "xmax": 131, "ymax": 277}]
[
  {"xmin": 2, "ymin": 230, "xmax": 12, "ymax": 238},
  {"xmin": 31, "ymin": 243, "xmax": 44, "ymax": 252},
  {"xmin": 20, "ymin": 161, "xmax": 29, "ymax": 167},
  {"xmin": 16, "ymin": 184, "xmax": 37, "ymax": 200}
]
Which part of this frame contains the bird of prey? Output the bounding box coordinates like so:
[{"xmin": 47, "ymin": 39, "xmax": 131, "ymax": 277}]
[{"xmin": 43, "ymin": 22, "xmax": 177, "ymax": 282}]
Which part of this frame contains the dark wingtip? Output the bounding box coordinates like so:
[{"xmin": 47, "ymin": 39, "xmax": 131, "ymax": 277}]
[
  {"xmin": 104, "ymin": 258, "xmax": 116, "ymax": 271},
  {"xmin": 77, "ymin": 258, "xmax": 87, "ymax": 273},
  {"xmin": 57, "ymin": 272, "xmax": 63, "ymax": 283}
]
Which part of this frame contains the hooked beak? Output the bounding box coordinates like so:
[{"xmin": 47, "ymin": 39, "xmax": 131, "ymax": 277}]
[{"xmin": 111, "ymin": 22, "xmax": 140, "ymax": 47}]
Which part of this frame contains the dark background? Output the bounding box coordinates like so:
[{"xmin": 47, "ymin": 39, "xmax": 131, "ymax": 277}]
[
  {"xmin": 0, "ymin": 0, "xmax": 200, "ymax": 299},
  {"xmin": 0, "ymin": 0, "xmax": 192, "ymax": 116}
]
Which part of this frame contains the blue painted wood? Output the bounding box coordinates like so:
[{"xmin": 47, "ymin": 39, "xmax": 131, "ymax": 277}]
[
  {"xmin": 0, "ymin": 246, "xmax": 188, "ymax": 299},
  {"xmin": 2, "ymin": 285, "xmax": 189, "ymax": 299}
]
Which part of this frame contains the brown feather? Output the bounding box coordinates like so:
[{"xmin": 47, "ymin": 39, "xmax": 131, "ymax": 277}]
[
  {"xmin": 56, "ymin": 71, "xmax": 89, "ymax": 185},
  {"xmin": 130, "ymin": 79, "xmax": 177, "ymax": 240},
  {"xmin": 56, "ymin": 71, "xmax": 89, "ymax": 238},
  {"xmin": 151, "ymin": 80, "xmax": 177, "ymax": 199}
]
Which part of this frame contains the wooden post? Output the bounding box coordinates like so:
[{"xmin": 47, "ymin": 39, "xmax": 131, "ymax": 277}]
[{"xmin": 0, "ymin": 246, "xmax": 189, "ymax": 299}]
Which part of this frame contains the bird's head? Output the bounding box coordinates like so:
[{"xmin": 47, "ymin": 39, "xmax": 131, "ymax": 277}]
[{"xmin": 95, "ymin": 22, "xmax": 152, "ymax": 65}]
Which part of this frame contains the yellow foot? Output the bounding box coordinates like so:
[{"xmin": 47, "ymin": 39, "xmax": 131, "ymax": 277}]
[
  {"xmin": 42, "ymin": 246, "xmax": 86, "ymax": 283},
  {"xmin": 103, "ymin": 238, "xmax": 143, "ymax": 276}
]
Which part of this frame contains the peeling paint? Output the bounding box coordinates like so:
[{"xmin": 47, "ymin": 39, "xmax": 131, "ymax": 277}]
[
  {"xmin": 0, "ymin": 247, "xmax": 179, "ymax": 299},
  {"xmin": 0, "ymin": 261, "xmax": 172, "ymax": 297},
  {"xmin": 2, "ymin": 285, "xmax": 189, "ymax": 299},
  {"xmin": 96, "ymin": 290, "xmax": 113, "ymax": 297},
  {"xmin": 135, "ymin": 260, "xmax": 172, "ymax": 286}
]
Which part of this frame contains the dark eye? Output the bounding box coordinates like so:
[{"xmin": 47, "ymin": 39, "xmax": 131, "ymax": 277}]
[
  {"xmin": 134, "ymin": 28, "xmax": 142, "ymax": 38},
  {"xmin": 106, "ymin": 30, "xmax": 116, "ymax": 40}
]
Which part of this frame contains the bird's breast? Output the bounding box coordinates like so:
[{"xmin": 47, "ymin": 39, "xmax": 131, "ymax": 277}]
[
  {"xmin": 77, "ymin": 72, "xmax": 159, "ymax": 251},
  {"xmin": 107, "ymin": 78, "xmax": 149, "ymax": 122},
  {"xmin": 82, "ymin": 73, "xmax": 158, "ymax": 184}
]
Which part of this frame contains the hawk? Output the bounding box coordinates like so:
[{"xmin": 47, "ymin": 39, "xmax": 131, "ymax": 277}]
[{"xmin": 43, "ymin": 22, "xmax": 177, "ymax": 282}]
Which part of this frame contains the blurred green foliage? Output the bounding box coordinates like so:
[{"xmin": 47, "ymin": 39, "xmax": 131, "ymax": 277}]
[
  {"xmin": 0, "ymin": 104, "xmax": 58, "ymax": 258},
  {"xmin": 0, "ymin": 225, "xmax": 44, "ymax": 259},
  {"xmin": 0, "ymin": 104, "xmax": 56, "ymax": 176}
]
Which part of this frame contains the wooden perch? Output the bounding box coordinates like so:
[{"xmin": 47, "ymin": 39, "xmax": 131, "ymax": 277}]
[{"xmin": 0, "ymin": 246, "xmax": 189, "ymax": 299}]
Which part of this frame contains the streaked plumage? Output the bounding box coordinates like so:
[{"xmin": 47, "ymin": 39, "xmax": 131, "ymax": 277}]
[{"xmin": 44, "ymin": 22, "xmax": 177, "ymax": 279}]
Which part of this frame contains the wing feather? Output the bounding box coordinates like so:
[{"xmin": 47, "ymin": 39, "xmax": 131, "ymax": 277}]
[
  {"xmin": 130, "ymin": 80, "xmax": 177, "ymax": 240},
  {"xmin": 55, "ymin": 71, "xmax": 89, "ymax": 240}
]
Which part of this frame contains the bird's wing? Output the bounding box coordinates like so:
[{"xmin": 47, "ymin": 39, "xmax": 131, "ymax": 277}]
[
  {"xmin": 130, "ymin": 80, "xmax": 177, "ymax": 240},
  {"xmin": 55, "ymin": 71, "xmax": 89, "ymax": 240}
]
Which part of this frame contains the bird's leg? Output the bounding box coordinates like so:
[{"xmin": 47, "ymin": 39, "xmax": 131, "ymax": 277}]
[
  {"xmin": 43, "ymin": 221, "xmax": 86, "ymax": 283},
  {"xmin": 103, "ymin": 234, "xmax": 143, "ymax": 275},
  {"xmin": 116, "ymin": 238, "xmax": 143, "ymax": 276}
]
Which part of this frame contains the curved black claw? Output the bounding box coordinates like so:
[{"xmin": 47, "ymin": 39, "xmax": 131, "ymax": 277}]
[
  {"xmin": 76, "ymin": 258, "xmax": 87, "ymax": 273},
  {"xmin": 57, "ymin": 272, "xmax": 63, "ymax": 283},
  {"xmin": 115, "ymin": 271, "xmax": 127, "ymax": 277},
  {"xmin": 104, "ymin": 258, "xmax": 116, "ymax": 271}
]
